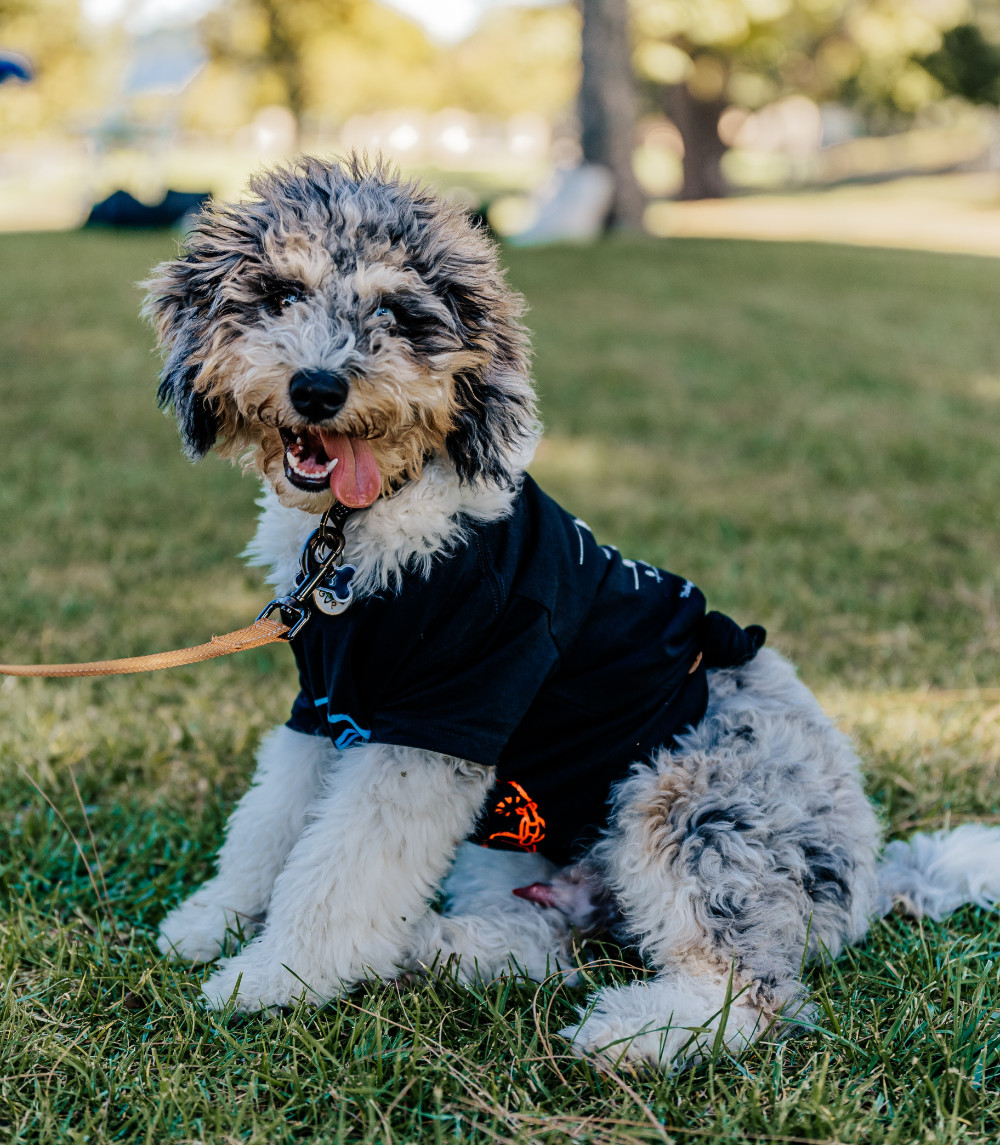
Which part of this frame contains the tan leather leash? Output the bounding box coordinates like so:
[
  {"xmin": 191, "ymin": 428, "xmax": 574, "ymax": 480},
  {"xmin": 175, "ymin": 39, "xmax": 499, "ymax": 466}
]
[
  {"xmin": 0, "ymin": 617, "xmax": 290, "ymax": 678},
  {"xmin": 0, "ymin": 504, "xmax": 353, "ymax": 680}
]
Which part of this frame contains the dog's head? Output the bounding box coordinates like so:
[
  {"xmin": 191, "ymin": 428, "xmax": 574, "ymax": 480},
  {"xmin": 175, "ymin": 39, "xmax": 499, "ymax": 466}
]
[{"xmin": 143, "ymin": 155, "xmax": 536, "ymax": 510}]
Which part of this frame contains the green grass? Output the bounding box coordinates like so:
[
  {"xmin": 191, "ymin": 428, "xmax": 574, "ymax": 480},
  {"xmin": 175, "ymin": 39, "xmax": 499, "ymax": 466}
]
[{"xmin": 1, "ymin": 229, "xmax": 999, "ymax": 1143}]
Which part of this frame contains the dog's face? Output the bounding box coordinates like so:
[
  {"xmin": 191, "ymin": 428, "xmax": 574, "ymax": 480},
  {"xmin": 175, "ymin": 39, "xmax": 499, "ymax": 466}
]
[{"xmin": 143, "ymin": 156, "xmax": 535, "ymax": 510}]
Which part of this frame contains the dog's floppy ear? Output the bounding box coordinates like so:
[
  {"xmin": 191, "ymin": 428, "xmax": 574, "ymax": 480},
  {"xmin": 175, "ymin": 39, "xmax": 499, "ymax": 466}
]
[
  {"xmin": 449, "ymin": 356, "xmax": 536, "ymax": 487},
  {"xmin": 142, "ymin": 255, "xmax": 221, "ymax": 460},
  {"xmin": 433, "ymin": 232, "xmax": 537, "ymax": 487}
]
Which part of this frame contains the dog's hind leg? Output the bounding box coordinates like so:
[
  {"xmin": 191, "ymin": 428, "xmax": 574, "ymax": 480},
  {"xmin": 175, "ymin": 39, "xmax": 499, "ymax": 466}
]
[
  {"xmin": 563, "ymin": 650, "xmax": 881, "ymax": 1071},
  {"xmin": 157, "ymin": 725, "xmax": 329, "ymax": 962},
  {"xmin": 406, "ymin": 843, "xmax": 575, "ymax": 983},
  {"xmin": 561, "ymin": 961, "xmax": 774, "ymax": 1072},
  {"xmin": 200, "ymin": 746, "xmax": 494, "ymax": 1011}
]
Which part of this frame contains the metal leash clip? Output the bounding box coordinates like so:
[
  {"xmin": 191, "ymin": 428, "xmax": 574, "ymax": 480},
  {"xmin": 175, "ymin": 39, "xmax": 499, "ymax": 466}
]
[{"xmin": 256, "ymin": 503, "xmax": 356, "ymax": 639}]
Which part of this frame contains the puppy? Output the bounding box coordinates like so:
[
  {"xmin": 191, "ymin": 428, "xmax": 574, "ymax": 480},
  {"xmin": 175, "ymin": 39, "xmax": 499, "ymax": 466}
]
[{"xmin": 145, "ymin": 156, "xmax": 1000, "ymax": 1071}]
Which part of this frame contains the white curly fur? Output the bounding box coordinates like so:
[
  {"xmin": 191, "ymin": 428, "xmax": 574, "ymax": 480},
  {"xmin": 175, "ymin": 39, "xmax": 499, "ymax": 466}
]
[
  {"xmin": 157, "ymin": 724, "xmax": 330, "ymax": 962},
  {"xmin": 877, "ymin": 824, "xmax": 1000, "ymax": 920},
  {"xmin": 560, "ymin": 968, "xmax": 772, "ymax": 1072},
  {"xmin": 199, "ymin": 742, "xmax": 496, "ymax": 1010},
  {"xmin": 410, "ymin": 843, "xmax": 576, "ymax": 983}
]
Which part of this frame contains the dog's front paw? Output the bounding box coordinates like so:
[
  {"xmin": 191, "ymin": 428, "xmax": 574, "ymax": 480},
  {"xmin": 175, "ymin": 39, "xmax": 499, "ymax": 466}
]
[
  {"xmin": 157, "ymin": 895, "xmax": 260, "ymax": 962},
  {"xmin": 158, "ymin": 899, "xmax": 229, "ymax": 963},
  {"xmin": 200, "ymin": 946, "xmax": 343, "ymax": 1012}
]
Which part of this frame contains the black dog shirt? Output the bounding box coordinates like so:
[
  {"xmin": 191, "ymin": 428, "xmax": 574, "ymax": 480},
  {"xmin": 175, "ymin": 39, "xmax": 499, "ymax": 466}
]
[{"xmin": 286, "ymin": 475, "xmax": 764, "ymax": 864}]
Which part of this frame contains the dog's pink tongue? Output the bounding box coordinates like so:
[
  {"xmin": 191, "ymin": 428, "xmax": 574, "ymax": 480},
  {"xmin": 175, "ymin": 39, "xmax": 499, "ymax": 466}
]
[{"xmin": 319, "ymin": 432, "xmax": 381, "ymax": 508}]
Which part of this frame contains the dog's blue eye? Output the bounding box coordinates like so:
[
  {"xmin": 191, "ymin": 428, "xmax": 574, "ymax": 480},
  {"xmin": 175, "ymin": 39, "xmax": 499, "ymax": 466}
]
[
  {"xmin": 375, "ymin": 305, "xmax": 394, "ymax": 321},
  {"xmin": 279, "ymin": 291, "xmax": 301, "ymax": 310}
]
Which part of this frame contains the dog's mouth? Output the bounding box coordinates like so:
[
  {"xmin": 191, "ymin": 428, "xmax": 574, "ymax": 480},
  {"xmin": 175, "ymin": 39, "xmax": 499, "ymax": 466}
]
[{"xmin": 279, "ymin": 427, "xmax": 382, "ymax": 507}]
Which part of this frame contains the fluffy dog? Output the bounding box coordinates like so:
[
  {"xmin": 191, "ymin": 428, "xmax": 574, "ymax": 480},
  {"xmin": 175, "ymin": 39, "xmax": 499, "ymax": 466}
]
[{"xmin": 145, "ymin": 156, "xmax": 1000, "ymax": 1071}]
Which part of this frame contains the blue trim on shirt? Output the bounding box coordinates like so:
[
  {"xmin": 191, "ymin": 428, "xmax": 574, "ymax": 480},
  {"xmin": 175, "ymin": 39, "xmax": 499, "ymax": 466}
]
[{"xmin": 327, "ymin": 713, "xmax": 371, "ymax": 750}]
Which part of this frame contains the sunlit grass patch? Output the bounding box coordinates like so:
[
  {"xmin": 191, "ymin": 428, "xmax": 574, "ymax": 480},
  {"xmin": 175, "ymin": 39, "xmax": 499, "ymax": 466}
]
[{"xmin": 823, "ymin": 687, "xmax": 1000, "ymax": 835}]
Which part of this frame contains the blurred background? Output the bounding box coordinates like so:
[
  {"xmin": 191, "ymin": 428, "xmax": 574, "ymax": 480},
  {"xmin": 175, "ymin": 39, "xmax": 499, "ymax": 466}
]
[{"xmin": 4, "ymin": 0, "xmax": 1000, "ymax": 250}]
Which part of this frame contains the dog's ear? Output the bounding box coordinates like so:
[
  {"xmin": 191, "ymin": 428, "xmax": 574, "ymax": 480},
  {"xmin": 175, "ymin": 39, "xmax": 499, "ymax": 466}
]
[
  {"xmin": 448, "ymin": 358, "xmax": 536, "ymax": 487},
  {"xmin": 142, "ymin": 255, "xmax": 222, "ymax": 460},
  {"xmin": 431, "ymin": 231, "xmax": 537, "ymax": 487}
]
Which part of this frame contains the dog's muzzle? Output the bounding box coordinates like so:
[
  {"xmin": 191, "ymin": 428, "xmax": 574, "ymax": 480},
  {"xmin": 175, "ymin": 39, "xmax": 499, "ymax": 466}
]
[{"xmin": 289, "ymin": 369, "xmax": 350, "ymax": 422}]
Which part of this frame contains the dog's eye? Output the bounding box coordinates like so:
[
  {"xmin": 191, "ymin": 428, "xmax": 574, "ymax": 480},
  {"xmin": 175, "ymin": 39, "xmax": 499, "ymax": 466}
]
[
  {"xmin": 261, "ymin": 283, "xmax": 305, "ymax": 316},
  {"xmin": 374, "ymin": 305, "xmax": 395, "ymax": 322}
]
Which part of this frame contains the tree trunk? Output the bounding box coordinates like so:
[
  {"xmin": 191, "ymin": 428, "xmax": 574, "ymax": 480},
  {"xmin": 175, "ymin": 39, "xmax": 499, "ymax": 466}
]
[
  {"xmin": 579, "ymin": 0, "xmax": 645, "ymax": 229},
  {"xmin": 262, "ymin": 0, "xmax": 304, "ymax": 135},
  {"xmin": 664, "ymin": 83, "xmax": 728, "ymax": 200}
]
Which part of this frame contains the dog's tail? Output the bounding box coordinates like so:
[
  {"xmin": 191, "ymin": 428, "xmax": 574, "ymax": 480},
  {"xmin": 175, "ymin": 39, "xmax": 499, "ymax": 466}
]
[{"xmin": 876, "ymin": 823, "xmax": 1000, "ymax": 920}]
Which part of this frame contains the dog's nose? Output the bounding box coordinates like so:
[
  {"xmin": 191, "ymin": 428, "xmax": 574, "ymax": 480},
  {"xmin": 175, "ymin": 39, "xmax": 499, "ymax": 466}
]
[{"xmin": 288, "ymin": 369, "xmax": 350, "ymax": 422}]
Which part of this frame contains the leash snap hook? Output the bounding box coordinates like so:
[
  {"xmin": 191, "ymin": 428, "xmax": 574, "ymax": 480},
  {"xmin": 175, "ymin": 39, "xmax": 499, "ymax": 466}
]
[
  {"xmin": 256, "ymin": 596, "xmax": 310, "ymax": 640},
  {"xmin": 258, "ymin": 501, "xmax": 357, "ymax": 639}
]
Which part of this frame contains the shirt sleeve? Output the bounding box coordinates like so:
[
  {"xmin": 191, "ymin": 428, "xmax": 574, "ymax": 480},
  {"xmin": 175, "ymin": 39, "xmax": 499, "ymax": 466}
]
[
  {"xmin": 286, "ymin": 689, "xmax": 327, "ymax": 737},
  {"xmin": 285, "ymin": 651, "xmax": 327, "ymax": 737}
]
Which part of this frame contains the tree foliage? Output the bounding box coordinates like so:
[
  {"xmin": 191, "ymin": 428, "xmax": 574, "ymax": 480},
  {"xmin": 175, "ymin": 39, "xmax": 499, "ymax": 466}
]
[
  {"xmin": 919, "ymin": 20, "xmax": 1000, "ymax": 105},
  {"xmin": 630, "ymin": 0, "xmax": 1000, "ymax": 197},
  {"xmin": 194, "ymin": 0, "xmax": 580, "ymax": 131},
  {"xmin": 630, "ymin": 0, "xmax": 982, "ymax": 117},
  {"xmin": 197, "ymin": 0, "xmax": 424, "ymax": 127},
  {"xmin": 445, "ymin": 4, "xmax": 579, "ymax": 118}
]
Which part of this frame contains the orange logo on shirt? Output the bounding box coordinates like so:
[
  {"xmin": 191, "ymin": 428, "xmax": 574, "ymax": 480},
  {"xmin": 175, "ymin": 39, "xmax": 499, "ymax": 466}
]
[{"xmin": 487, "ymin": 780, "xmax": 546, "ymax": 851}]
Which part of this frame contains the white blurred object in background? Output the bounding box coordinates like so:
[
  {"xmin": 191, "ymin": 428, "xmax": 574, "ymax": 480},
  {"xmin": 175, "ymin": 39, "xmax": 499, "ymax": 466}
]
[
  {"xmin": 250, "ymin": 107, "xmax": 298, "ymax": 158},
  {"xmin": 507, "ymin": 162, "xmax": 615, "ymax": 245}
]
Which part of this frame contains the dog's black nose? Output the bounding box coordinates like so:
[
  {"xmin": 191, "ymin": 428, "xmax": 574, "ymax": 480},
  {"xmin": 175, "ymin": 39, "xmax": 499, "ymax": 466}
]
[{"xmin": 288, "ymin": 369, "xmax": 350, "ymax": 422}]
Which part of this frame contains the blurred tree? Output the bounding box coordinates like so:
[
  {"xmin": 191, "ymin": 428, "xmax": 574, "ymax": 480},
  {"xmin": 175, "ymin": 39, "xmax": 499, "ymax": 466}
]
[
  {"xmin": 196, "ymin": 0, "xmax": 581, "ymax": 132},
  {"xmin": 0, "ymin": 0, "xmax": 112, "ymax": 139},
  {"xmin": 580, "ymin": 0, "xmax": 646, "ymax": 227},
  {"xmin": 450, "ymin": 4, "xmax": 579, "ymax": 118},
  {"xmin": 298, "ymin": 3, "xmax": 441, "ymax": 120},
  {"xmin": 919, "ymin": 22, "xmax": 1000, "ymax": 106},
  {"xmin": 199, "ymin": 0, "xmax": 360, "ymax": 132},
  {"xmin": 630, "ymin": 0, "xmax": 991, "ymax": 199}
]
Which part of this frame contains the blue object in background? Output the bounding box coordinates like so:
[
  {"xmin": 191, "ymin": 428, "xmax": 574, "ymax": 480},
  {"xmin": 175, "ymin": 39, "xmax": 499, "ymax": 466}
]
[{"xmin": 0, "ymin": 52, "xmax": 32, "ymax": 85}]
